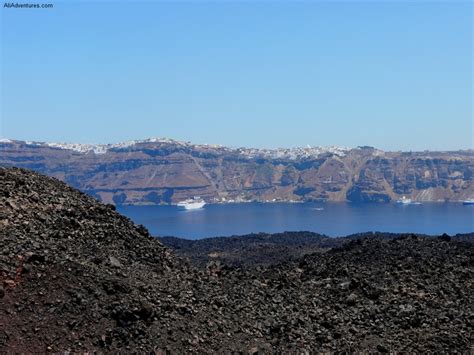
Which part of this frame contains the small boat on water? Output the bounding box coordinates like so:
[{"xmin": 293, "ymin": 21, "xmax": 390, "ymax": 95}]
[
  {"xmin": 396, "ymin": 196, "xmax": 412, "ymax": 205},
  {"xmin": 462, "ymin": 199, "xmax": 474, "ymax": 205},
  {"xmin": 177, "ymin": 197, "xmax": 206, "ymax": 210}
]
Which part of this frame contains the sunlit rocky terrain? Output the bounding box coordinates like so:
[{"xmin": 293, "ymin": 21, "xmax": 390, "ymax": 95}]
[{"xmin": 1, "ymin": 167, "xmax": 472, "ymax": 352}]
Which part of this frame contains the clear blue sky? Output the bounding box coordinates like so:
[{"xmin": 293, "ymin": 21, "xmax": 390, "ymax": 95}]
[{"xmin": 1, "ymin": 1, "xmax": 472, "ymax": 151}]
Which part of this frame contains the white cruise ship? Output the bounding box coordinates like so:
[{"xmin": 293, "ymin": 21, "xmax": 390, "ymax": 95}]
[
  {"xmin": 177, "ymin": 198, "xmax": 206, "ymax": 210},
  {"xmin": 462, "ymin": 198, "xmax": 474, "ymax": 205},
  {"xmin": 396, "ymin": 196, "xmax": 412, "ymax": 205}
]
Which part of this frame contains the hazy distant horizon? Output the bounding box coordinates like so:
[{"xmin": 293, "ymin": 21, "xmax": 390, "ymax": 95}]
[{"xmin": 1, "ymin": 1, "xmax": 472, "ymax": 151}]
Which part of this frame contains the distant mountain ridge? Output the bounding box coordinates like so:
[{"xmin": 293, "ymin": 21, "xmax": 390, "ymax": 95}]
[
  {"xmin": 1, "ymin": 138, "xmax": 473, "ymax": 205},
  {"xmin": 0, "ymin": 137, "xmax": 350, "ymax": 159}
]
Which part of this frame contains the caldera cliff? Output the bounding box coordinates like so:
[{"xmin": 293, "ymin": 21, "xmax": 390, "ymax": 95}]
[{"xmin": 1, "ymin": 138, "xmax": 472, "ymax": 205}]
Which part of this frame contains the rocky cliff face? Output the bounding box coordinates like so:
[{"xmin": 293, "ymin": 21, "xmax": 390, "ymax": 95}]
[{"xmin": 1, "ymin": 139, "xmax": 472, "ymax": 204}]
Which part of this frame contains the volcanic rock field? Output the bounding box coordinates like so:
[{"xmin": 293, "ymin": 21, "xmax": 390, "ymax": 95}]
[{"xmin": 0, "ymin": 167, "xmax": 473, "ymax": 352}]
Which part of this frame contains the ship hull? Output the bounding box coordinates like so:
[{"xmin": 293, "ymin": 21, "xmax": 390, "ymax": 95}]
[{"xmin": 179, "ymin": 201, "xmax": 206, "ymax": 210}]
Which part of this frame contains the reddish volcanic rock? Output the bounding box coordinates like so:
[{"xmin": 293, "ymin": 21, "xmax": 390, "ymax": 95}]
[{"xmin": 1, "ymin": 167, "xmax": 473, "ymax": 352}]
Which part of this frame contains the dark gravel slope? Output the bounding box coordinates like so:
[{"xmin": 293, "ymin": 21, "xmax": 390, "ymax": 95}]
[{"xmin": 1, "ymin": 167, "xmax": 472, "ymax": 352}]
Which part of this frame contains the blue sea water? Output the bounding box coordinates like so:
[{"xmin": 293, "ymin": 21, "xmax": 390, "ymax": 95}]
[{"xmin": 117, "ymin": 202, "xmax": 474, "ymax": 240}]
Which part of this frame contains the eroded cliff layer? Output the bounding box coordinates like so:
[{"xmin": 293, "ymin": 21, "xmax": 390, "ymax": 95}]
[{"xmin": 1, "ymin": 139, "xmax": 472, "ymax": 204}]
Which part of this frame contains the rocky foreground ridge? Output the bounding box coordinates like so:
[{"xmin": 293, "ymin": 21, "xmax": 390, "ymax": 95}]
[
  {"xmin": 1, "ymin": 168, "xmax": 473, "ymax": 352},
  {"xmin": 1, "ymin": 138, "xmax": 473, "ymax": 204}
]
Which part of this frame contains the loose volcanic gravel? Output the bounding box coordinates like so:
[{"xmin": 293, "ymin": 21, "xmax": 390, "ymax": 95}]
[{"xmin": 1, "ymin": 167, "xmax": 472, "ymax": 352}]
